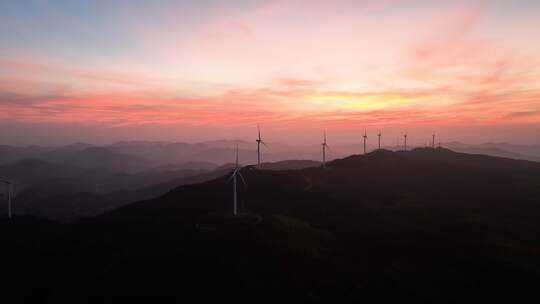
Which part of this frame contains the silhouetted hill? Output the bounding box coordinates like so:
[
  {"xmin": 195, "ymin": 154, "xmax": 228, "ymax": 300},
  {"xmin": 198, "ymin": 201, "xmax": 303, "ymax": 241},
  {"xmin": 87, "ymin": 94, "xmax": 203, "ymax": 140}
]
[
  {"xmin": 0, "ymin": 159, "xmax": 83, "ymax": 188},
  {"xmin": 444, "ymin": 142, "xmax": 540, "ymax": 162},
  {"xmin": 146, "ymin": 161, "xmax": 218, "ymax": 172},
  {"xmin": 12, "ymin": 166, "xmax": 237, "ymax": 220},
  {"xmin": 0, "ymin": 145, "xmax": 53, "ymax": 164},
  {"xmin": 258, "ymin": 159, "xmax": 321, "ymax": 170},
  {"xmin": 109, "ymin": 140, "xmax": 259, "ymax": 166},
  {"xmin": 49, "ymin": 142, "xmax": 93, "ymax": 154},
  {"xmin": 49, "ymin": 147, "xmax": 152, "ymax": 172},
  {"xmin": 0, "ymin": 144, "xmax": 225, "ymax": 220},
  {"xmin": 3, "ymin": 149, "xmax": 540, "ymax": 302},
  {"xmin": 105, "ymin": 148, "xmax": 540, "ymax": 224},
  {"xmin": 480, "ymin": 142, "xmax": 540, "ymax": 157}
]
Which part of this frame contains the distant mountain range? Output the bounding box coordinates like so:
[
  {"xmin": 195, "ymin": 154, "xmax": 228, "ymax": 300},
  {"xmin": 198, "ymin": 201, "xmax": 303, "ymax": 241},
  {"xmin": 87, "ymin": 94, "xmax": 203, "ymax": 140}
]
[
  {"xmin": 105, "ymin": 147, "xmax": 540, "ymax": 224},
  {"xmin": 2, "ymin": 140, "xmax": 539, "ymax": 167},
  {"xmin": 2, "ymin": 148, "xmax": 540, "ymax": 302},
  {"xmin": 0, "ymin": 140, "xmax": 325, "ymax": 220},
  {"xmin": 1, "ymin": 140, "xmax": 539, "ymax": 220},
  {"xmin": 441, "ymin": 141, "xmax": 540, "ymax": 162}
]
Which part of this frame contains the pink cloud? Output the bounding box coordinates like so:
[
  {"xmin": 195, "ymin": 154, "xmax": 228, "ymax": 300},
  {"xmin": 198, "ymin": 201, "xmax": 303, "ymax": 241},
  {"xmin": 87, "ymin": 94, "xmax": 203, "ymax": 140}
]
[
  {"xmin": 1, "ymin": 1, "xmax": 539, "ymax": 140},
  {"xmin": 2, "ymin": 79, "xmax": 538, "ymax": 131}
]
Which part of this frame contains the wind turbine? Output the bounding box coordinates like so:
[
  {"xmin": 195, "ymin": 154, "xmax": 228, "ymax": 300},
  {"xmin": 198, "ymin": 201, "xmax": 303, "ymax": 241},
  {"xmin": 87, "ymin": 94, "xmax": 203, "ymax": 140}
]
[
  {"xmin": 363, "ymin": 130, "xmax": 368, "ymax": 154},
  {"xmin": 322, "ymin": 131, "xmax": 329, "ymax": 168},
  {"xmin": 432, "ymin": 133, "xmax": 436, "ymax": 148},
  {"xmin": 229, "ymin": 145, "xmax": 245, "ymax": 216},
  {"xmin": 256, "ymin": 124, "xmax": 267, "ymax": 167},
  {"xmin": 1, "ymin": 180, "xmax": 12, "ymax": 219},
  {"xmin": 378, "ymin": 130, "xmax": 382, "ymax": 150},
  {"xmin": 404, "ymin": 133, "xmax": 408, "ymax": 151}
]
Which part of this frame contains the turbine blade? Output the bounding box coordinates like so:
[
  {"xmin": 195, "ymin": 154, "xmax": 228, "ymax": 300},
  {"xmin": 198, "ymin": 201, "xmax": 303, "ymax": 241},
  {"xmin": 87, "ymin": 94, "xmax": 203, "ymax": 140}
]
[
  {"xmin": 261, "ymin": 140, "xmax": 268, "ymax": 147},
  {"xmin": 238, "ymin": 171, "xmax": 246, "ymax": 185},
  {"xmin": 228, "ymin": 167, "xmax": 241, "ymax": 181}
]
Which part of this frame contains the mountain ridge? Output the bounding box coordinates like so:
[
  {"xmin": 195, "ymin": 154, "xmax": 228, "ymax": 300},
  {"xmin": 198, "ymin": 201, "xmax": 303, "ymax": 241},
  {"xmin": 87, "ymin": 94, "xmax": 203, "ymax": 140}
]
[{"xmin": 3, "ymin": 147, "xmax": 540, "ymax": 302}]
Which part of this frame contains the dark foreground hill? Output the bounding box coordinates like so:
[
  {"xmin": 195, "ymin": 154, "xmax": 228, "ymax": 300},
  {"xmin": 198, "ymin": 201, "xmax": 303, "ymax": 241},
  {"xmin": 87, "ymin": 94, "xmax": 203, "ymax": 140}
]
[{"xmin": 2, "ymin": 148, "xmax": 540, "ymax": 303}]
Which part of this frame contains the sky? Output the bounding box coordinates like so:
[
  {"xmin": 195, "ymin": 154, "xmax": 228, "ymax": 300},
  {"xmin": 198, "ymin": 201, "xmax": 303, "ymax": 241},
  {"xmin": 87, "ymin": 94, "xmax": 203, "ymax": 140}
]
[{"xmin": 0, "ymin": 0, "xmax": 539, "ymax": 146}]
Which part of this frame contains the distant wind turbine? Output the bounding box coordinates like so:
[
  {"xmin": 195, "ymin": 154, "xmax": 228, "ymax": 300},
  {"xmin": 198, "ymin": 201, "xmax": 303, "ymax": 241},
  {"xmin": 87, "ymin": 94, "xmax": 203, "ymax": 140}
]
[
  {"xmin": 229, "ymin": 145, "xmax": 245, "ymax": 216},
  {"xmin": 432, "ymin": 133, "xmax": 436, "ymax": 148},
  {"xmin": 378, "ymin": 130, "xmax": 381, "ymax": 150},
  {"xmin": 1, "ymin": 180, "xmax": 12, "ymax": 219},
  {"xmin": 404, "ymin": 133, "xmax": 408, "ymax": 151},
  {"xmin": 322, "ymin": 131, "xmax": 330, "ymax": 168},
  {"xmin": 363, "ymin": 130, "xmax": 368, "ymax": 154},
  {"xmin": 256, "ymin": 124, "xmax": 267, "ymax": 167}
]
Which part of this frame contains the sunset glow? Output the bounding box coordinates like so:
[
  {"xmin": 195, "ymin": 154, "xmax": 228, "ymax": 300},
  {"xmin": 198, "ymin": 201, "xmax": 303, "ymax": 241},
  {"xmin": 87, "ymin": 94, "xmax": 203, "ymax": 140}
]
[{"xmin": 1, "ymin": 0, "xmax": 539, "ymax": 145}]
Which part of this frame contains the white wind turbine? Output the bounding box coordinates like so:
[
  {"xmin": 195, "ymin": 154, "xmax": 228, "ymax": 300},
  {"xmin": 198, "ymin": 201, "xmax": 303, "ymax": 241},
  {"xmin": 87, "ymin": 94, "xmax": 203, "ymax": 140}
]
[
  {"xmin": 256, "ymin": 124, "xmax": 267, "ymax": 168},
  {"xmin": 322, "ymin": 131, "xmax": 330, "ymax": 168},
  {"xmin": 1, "ymin": 180, "xmax": 13, "ymax": 219},
  {"xmin": 229, "ymin": 145, "xmax": 245, "ymax": 216},
  {"xmin": 363, "ymin": 130, "xmax": 368, "ymax": 154},
  {"xmin": 404, "ymin": 133, "xmax": 408, "ymax": 151},
  {"xmin": 378, "ymin": 130, "xmax": 382, "ymax": 150}
]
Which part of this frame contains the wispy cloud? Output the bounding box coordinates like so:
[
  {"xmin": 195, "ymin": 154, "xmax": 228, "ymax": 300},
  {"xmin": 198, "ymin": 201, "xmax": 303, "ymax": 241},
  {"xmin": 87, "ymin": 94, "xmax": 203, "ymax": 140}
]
[{"xmin": 0, "ymin": 0, "xmax": 539, "ymax": 144}]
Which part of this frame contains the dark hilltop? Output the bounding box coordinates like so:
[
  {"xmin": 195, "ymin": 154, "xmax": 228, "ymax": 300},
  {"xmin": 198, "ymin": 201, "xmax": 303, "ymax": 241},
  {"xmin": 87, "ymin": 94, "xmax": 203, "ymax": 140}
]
[{"xmin": 2, "ymin": 148, "xmax": 540, "ymax": 302}]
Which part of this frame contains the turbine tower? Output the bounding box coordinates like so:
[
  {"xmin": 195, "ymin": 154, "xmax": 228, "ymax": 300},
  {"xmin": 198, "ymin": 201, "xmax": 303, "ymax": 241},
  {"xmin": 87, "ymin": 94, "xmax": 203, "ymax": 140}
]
[
  {"xmin": 256, "ymin": 124, "xmax": 267, "ymax": 167},
  {"xmin": 363, "ymin": 130, "xmax": 368, "ymax": 154},
  {"xmin": 229, "ymin": 145, "xmax": 245, "ymax": 216},
  {"xmin": 322, "ymin": 131, "xmax": 329, "ymax": 168},
  {"xmin": 432, "ymin": 133, "xmax": 436, "ymax": 148},
  {"xmin": 378, "ymin": 130, "xmax": 381, "ymax": 150},
  {"xmin": 1, "ymin": 180, "xmax": 12, "ymax": 219},
  {"xmin": 404, "ymin": 133, "xmax": 408, "ymax": 151}
]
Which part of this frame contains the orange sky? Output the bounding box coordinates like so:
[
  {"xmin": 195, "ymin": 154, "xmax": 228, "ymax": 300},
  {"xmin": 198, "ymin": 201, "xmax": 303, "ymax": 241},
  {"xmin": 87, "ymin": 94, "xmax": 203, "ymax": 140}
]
[{"xmin": 1, "ymin": 0, "xmax": 539, "ymax": 145}]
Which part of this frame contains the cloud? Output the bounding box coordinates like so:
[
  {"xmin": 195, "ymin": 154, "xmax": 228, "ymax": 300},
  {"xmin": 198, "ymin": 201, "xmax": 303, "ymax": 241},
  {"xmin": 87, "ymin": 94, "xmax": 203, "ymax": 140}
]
[
  {"xmin": 1, "ymin": 72, "xmax": 539, "ymax": 130},
  {"xmin": 0, "ymin": 93, "xmax": 61, "ymax": 105},
  {"xmin": 1, "ymin": 0, "xmax": 539, "ymax": 137},
  {"xmin": 501, "ymin": 110, "xmax": 540, "ymax": 124},
  {"xmin": 409, "ymin": 2, "xmax": 485, "ymax": 64},
  {"xmin": 0, "ymin": 58, "xmax": 195, "ymax": 95},
  {"xmin": 277, "ymin": 78, "xmax": 321, "ymax": 87}
]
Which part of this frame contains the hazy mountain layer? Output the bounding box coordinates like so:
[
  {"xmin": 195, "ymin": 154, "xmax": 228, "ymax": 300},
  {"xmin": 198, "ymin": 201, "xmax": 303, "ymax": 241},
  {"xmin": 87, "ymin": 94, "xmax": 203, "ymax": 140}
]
[{"xmin": 2, "ymin": 148, "xmax": 539, "ymax": 302}]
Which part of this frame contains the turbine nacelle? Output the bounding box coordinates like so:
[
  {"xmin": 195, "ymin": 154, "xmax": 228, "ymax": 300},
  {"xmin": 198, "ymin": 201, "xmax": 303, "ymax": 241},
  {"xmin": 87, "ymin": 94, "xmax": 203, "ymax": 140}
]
[
  {"xmin": 321, "ymin": 131, "xmax": 331, "ymax": 168},
  {"xmin": 362, "ymin": 130, "xmax": 368, "ymax": 154},
  {"xmin": 256, "ymin": 124, "xmax": 268, "ymax": 167},
  {"xmin": 403, "ymin": 133, "xmax": 408, "ymax": 151}
]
